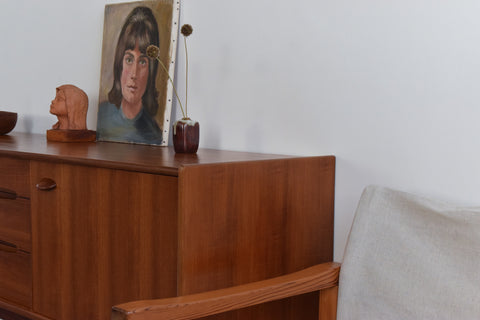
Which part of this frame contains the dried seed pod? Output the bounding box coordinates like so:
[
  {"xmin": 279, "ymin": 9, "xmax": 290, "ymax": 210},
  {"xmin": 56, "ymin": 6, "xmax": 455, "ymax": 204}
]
[
  {"xmin": 146, "ymin": 45, "xmax": 160, "ymax": 58},
  {"xmin": 181, "ymin": 24, "xmax": 193, "ymax": 37}
]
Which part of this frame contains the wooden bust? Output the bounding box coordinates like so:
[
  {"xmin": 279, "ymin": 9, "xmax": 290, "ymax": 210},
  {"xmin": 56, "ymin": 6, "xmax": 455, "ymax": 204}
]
[{"xmin": 47, "ymin": 84, "xmax": 96, "ymax": 142}]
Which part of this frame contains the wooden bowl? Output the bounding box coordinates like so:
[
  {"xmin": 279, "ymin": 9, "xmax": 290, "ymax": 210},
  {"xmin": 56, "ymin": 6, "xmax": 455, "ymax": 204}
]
[{"xmin": 0, "ymin": 111, "xmax": 18, "ymax": 135}]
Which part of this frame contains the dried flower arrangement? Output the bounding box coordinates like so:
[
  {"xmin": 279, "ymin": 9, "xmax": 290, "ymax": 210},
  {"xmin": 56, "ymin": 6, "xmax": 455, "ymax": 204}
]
[{"xmin": 147, "ymin": 24, "xmax": 193, "ymax": 120}]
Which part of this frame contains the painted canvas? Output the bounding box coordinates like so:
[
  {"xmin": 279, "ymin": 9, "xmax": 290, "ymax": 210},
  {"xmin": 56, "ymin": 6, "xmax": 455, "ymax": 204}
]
[{"xmin": 96, "ymin": 0, "xmax": 179, "ymax": 146}]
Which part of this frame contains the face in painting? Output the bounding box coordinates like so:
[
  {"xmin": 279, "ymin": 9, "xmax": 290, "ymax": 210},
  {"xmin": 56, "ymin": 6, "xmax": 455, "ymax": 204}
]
[
  {"xmin": 120, "ymin": 45, "xmax": 149, "ymax": 109},
  {"xmin": 50, "ymin": 89, "xmax": 67, "ymax": 116}
]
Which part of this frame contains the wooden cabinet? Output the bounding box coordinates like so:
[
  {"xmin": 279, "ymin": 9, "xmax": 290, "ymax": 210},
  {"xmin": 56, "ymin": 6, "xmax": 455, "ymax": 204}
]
[{"xmin": 0, "ymin": 133, "xmax": 335, "ymax": 320}]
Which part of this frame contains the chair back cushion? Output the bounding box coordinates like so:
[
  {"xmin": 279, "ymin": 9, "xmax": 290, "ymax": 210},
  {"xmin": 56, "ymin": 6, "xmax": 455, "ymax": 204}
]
[{"xmin": 337, "ymin": 185, "xmax": 480, "ymax": 319}]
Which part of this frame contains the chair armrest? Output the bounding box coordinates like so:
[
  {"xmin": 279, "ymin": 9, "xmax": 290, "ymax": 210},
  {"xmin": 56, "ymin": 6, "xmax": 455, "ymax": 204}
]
[{"xmin": 112, "ymin": 262, "xmax": 341, "ymax": 320}]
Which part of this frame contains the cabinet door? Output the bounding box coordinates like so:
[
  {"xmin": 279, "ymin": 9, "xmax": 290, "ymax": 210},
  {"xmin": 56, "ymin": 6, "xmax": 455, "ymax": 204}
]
[{"xmin": 30, "ymin": 161, "xmax": 178, "ymax": 320}]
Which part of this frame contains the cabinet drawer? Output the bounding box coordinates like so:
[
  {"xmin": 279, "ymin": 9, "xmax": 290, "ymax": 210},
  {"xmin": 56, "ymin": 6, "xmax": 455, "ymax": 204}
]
[
  {"xmin": 0, "ymin": 247, "xmax": 32, "ymax": 308},
  {"xmin": 0, "ymin": 198, "xmax": 31, "ymax": 252},
  {"xmin": 0, "ymin": 157, "xmax": 30, "ymax": 198}
]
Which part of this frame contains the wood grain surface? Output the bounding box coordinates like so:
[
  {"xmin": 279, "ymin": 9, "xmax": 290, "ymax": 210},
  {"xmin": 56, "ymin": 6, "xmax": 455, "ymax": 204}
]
[
  {"xmin": 30, "ymin": 162, "xmax": 178, "ymax": 320},
  {"xmin": 0, "ymin": 133, "xmax": 294, "ymax": 176},
  {"xmin": 177, "ymin": 156, "xmax": 335, "ymax": 319},
  {"xmin": 112, "ymin": 262, "xmax": 340, "ymax": 320}
]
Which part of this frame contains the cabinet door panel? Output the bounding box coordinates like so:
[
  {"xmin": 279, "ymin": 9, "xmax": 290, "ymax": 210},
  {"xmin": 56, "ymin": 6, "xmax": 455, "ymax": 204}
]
[
  {"xmin": 30, "ymin": 161, "xmax": 178, "ymax": 320},
  {"xmin": 0, "ymin": 248, "xmax": 31, "ymax": 308},
  {"xmin": 0, "ymin": 156, "xmax": 30, "ymax": 198},
  {"xmin": 0, "ymin": 198, "xmax": 31, "ymax": 252}
]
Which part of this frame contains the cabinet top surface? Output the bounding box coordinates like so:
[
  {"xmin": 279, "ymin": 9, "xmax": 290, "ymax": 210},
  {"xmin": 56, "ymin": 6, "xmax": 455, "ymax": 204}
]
[{"xmin": 0, "ymin": 133, "xmax": 323, "ymax": 176}]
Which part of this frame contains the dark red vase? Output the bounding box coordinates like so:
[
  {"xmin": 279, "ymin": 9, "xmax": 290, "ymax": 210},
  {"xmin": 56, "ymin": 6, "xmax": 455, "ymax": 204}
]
[{"xmin": 173, "ymin": 118, "xmax": 199, "ymax": 153}]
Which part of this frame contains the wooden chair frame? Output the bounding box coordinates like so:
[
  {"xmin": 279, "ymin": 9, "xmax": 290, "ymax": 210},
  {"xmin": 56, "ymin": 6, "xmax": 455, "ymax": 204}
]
[{"xmin": 112, "ymin": 262, "xmax": 340, "ymax": 320}]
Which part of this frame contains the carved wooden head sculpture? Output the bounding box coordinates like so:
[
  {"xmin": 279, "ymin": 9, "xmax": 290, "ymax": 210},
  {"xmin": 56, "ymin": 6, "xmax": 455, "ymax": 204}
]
[{"xmin": 50, "ymin": 84, "xmax": 88, "ymax": 130}]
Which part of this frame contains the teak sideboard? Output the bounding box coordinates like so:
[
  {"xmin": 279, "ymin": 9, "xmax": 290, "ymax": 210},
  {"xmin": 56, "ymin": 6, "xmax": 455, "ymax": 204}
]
[{"xmin": 0, "ymin": 133, "xmax": 335, "ymax": 320}]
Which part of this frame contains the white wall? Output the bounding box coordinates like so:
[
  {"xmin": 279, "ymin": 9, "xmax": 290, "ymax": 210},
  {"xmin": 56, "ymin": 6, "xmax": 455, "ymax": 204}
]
[{"xmin": 2, "ymin": 0, "xmax": 480, "ymax": 261}]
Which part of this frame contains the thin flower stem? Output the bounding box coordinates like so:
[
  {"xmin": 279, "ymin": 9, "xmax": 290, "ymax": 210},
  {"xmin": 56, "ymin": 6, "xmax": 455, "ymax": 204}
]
[
  {"xmin": 156, "ymin": 58, "xmax": 186, "ymax": 119},
  {"xmin": 184, "ymin": 36, "xmax": 189, "ymax": 117}
]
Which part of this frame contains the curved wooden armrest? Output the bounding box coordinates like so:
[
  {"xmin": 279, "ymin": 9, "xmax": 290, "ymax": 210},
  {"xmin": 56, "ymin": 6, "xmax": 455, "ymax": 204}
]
[{"xmin": 112, "ymin": 262, "xmax": 341, "ymax": 320}]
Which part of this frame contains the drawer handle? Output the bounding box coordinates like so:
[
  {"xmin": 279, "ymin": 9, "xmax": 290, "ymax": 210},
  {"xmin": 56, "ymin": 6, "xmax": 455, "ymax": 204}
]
[
  {"xmin": 0, "ymin": 240, "xmax": 17, "ymax": 253},
  {"xmin": 0, "ymin": 187, "xmax": 17, "ymax": 200},
  {"xmin": 36, "ymin": 178, "xmax": 57, "ymax": 191}
]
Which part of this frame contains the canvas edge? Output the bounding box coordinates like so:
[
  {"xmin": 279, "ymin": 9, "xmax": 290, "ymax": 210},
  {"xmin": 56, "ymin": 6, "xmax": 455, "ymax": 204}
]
[{"xmin": 160, "ymin": 0, "xmax": 180, "ymax": 146}]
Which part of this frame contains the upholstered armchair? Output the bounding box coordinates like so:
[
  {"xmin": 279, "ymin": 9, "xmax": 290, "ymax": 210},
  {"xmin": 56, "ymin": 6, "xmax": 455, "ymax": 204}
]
[{"xmin": 112, "ymin": 185, "xmax": 480, "ymax": 320}]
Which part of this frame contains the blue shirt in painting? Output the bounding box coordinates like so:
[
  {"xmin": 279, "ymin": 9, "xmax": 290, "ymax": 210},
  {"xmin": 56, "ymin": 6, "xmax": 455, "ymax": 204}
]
[{"xmin": 97, "ymin": 102, "xmax": 162, "ymax": 145}]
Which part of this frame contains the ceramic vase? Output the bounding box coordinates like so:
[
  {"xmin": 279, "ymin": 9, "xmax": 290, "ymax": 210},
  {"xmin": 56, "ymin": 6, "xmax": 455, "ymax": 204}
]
[{"xmin": 173, "ymin": 118, "xmax": 199, "ymax": 153}]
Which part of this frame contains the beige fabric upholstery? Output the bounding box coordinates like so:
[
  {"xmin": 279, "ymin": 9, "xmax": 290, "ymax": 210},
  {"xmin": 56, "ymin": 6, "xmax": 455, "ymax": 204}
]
[{"xmin": 337, "ymin": 185, "xmax": 480, "ymax": 319}]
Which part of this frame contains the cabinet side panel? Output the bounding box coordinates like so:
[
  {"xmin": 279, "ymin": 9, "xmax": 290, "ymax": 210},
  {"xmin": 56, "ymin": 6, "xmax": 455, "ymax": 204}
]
[
  {"xmin": 177, "ymin": 156, "xmax": 335, "ymax": 320},
  {"xmin": 284, "ymin": 157, "xmax": 335, "ymax": 320},
  {"xmin": 31, "ymin": 161, "xmax": 178, "ymax": 320},
  {"xmin": 285, "ymin": 157, "xmax": 335, "ymax": 270}
]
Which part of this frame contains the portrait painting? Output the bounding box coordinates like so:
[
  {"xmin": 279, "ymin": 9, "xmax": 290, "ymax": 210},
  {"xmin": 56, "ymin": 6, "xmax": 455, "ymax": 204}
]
[{"xmin": 96, "ymin": 0, "xmax": 180, "ymax": 146}]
